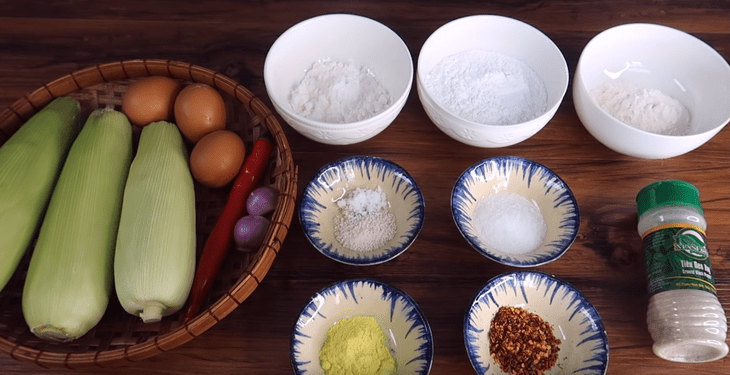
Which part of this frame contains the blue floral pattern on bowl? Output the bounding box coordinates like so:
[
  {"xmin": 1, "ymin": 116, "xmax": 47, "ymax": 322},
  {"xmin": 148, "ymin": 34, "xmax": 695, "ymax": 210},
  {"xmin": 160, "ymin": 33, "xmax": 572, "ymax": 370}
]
[
  {"xmin": 464, "ymin": 271, "xmax": 609, "ymax": 375},
  {"xmin": 451, "ymin": 156, "xmax": 579, "ymax": 267},
  {"xmin": 300, "ymin": 156, "xmax": 425, "ymax": 266},
  {"xmin": 291, "ymin": 278, "xmax": 434, "ymax": 374}
]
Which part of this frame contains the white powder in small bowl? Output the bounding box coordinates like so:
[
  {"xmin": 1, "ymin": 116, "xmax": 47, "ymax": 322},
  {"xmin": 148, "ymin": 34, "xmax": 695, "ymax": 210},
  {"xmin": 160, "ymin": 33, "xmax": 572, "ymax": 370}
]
[
  {"xmin": 473, "ymin": 191, "xmax": 547, "ymax": 255},
  {"xmin": 334, "ymin": 186, "xmax": 397, "ymax": 252}
]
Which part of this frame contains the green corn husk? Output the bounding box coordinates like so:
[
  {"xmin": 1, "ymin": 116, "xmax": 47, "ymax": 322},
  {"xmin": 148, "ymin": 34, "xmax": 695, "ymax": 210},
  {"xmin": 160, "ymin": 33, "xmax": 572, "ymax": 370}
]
[
  {"xmin": 114, "ymin": 121, "xmax": 196, "ymax": 323},
  {"xmin": 0, "ymin": 97, "xmax": 81, "ymax": 293},
  {"xmin": 22, "ymin": 107, "xmax": 133, "ymax": 342}
]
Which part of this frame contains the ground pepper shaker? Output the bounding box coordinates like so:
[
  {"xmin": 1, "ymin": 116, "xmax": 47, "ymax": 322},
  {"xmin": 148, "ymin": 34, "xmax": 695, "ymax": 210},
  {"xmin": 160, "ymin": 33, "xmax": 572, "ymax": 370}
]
[{"xmin": 636, "ymin": 180, "xmax": 729, "ymax": 362}]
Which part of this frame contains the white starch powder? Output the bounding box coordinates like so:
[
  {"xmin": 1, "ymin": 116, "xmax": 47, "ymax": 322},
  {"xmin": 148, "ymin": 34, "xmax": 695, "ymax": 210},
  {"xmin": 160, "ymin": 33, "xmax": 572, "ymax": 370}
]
[
  {"xmin": 424, "ymin": 49, "xmax": 548, "ymax": 125},
  {"xmin": 473, "ymin": 191, "xmax": 547, "ymax": 255},
  {"xmin": 334, "ymin": 186, "xmax": 397, "ymax": 252},
  {"xmin": 590, "ymin": 81, "xmax": 691, "ymax": 136},
  {"xmin": 289, "ymin": 59, "xmax": 392, "ymax": 123}
]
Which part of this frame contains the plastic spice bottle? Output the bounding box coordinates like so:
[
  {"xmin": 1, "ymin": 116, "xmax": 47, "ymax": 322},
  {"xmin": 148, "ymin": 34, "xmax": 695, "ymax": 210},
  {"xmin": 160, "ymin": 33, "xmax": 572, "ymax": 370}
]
[{"xmin": 636, "ymin": 180, "xmax": 729, "ymax": 363}]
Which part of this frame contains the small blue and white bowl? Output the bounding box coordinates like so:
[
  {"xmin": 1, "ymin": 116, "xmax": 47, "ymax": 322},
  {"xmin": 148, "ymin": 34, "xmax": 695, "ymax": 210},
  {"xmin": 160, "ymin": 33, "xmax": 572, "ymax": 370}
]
[
  {"xmin": 291, "ymin": 278, "xmax": 434, "ymax": 374},
  {"xmin": 451, "ymin": 156, "xmax": 579, "ymax": 267},
  {"xmin": 464, "ymin": 271, "xmax": 609, "ymax": 375},
  {"xmin": 300, "ymin": 156, "xmax": 425, "ymax": 266}
]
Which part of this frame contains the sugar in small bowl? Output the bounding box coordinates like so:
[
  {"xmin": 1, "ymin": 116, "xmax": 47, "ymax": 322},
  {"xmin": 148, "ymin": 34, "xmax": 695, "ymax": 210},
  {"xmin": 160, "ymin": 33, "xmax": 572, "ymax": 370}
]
[
  {"xmin": 417, "ymin": 15, "xmax": 569, "ymax": 148},
  {"xmin": 451, "ymin": 156, "xmax": 579, "ymax": 267},
  {"xmin": 299, "ymin": 156, "xmax": 425, "ymax": 266},
  {"xmin": 573, "ymin": 23, "xmax": 730, "ymax": 159},
  {"xmin": 264, "ymin": 13, "xmax": 413, "ymax": 145}
]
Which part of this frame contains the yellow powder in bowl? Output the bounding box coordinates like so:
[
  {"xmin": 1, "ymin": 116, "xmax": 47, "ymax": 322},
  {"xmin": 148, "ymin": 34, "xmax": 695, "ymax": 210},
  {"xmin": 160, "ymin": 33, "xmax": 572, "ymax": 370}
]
[{"xmin": 319, "ymin": 316, "xmax": 397, "ymax": 375}]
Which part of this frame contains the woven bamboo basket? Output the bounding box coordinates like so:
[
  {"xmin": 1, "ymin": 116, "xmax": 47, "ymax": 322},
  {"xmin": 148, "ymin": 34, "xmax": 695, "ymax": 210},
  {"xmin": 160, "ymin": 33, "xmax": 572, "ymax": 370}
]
[{"xmin": 0, "ymin": 60, "xmax": 297, "ymax": 368}]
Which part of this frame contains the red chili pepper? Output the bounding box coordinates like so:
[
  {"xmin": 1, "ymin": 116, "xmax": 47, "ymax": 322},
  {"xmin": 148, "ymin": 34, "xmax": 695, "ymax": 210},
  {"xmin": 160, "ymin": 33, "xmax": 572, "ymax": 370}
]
[{"xmin": 183, "ymin": 137, "xmax": 274, "ymax": 322}]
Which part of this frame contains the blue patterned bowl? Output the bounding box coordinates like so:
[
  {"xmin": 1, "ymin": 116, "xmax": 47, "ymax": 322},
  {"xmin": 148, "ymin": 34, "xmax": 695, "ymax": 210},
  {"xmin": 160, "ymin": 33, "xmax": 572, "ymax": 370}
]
[
  {"xmin": 451, "ymin": 156, "xmax": 579, "ymax": 267},
  {"xmin": 299, "ymin": 156, "xmax": 425, "ymax": 265},
  {"xmin": 291, "ymin": 278, "xmax": 434, "ymax": 374},
  {"xmin": 464, "ymin": 271, "xmax": 609, "ymax": 375}
]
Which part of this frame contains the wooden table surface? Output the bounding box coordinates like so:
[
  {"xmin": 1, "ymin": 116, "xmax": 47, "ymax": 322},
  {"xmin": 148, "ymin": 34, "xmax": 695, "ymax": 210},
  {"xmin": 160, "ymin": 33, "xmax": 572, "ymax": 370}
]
[{"xmin": 1, "ymin": 1, "xmax": 729, "ymax": 374}]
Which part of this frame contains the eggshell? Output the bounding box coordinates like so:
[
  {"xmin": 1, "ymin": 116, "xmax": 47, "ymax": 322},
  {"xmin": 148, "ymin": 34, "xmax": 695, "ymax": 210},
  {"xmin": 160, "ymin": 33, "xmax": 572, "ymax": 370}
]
[
  {"xmin": 246, "ymin": 186, "xmax": 279, "ymax": 216},
  {"xmin": 121, "ymin": 76, "xmax": 182, "ymax": 127},
  {"xmin": 189, "ymin": 130, "xmax": 246, "ymax": 188},
  {"xmin": 174, "ymin": 83, "xmax": 227, "ymax": 143},
  {"xmin": 233, "ymin": 215, "xmax": 270, "ymax": 250}
]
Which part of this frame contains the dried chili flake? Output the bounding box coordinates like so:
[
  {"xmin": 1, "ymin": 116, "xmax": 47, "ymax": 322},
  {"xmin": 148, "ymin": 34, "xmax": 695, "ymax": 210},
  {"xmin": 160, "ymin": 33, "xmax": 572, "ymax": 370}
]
[{"xmin": 489, "ymin": 306, "xmax": 561, "ymax": 375}]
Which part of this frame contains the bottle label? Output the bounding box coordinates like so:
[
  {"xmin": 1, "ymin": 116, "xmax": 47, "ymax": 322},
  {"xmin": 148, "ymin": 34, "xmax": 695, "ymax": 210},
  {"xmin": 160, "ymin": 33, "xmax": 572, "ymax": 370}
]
[{"xmin": 642, "ymin": 224, "xmax": 716, "ymax": 296}]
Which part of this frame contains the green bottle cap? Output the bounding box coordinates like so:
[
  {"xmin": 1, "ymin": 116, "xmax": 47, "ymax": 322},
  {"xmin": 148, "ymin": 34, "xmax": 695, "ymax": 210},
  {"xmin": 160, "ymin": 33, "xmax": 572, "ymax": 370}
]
[{"xmin": 636, "ymin": 180, "xmax": 703, "ymax": 217}]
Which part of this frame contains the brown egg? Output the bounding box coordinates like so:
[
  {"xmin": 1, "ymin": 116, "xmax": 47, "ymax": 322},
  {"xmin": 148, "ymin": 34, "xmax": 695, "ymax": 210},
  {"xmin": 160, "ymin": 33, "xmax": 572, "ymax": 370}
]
[
  {"xmin": 121, "ymin": 76, "xmax": 182, "ymax": 127},
  {"xmin": 189, "ymin": 130, "xmax": 246, "ymax": 188},
  {"xmin": 174, "ymin": 83, "xmax": 227, "ymax": 143}
]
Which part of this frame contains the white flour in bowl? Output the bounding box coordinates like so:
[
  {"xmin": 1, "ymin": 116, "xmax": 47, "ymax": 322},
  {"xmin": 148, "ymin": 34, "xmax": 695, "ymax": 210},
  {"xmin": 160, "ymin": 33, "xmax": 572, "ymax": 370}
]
[
  {"xmin": 590, "ymin": 81, "xmax": 692, "ymax": 136},
  {"xmin": 424, "ymin": 49, "xmax": 548, "ymax": 125},
  {"xmin": 289, "ymin": 59, "xmax": 392, "ymax": 123}
]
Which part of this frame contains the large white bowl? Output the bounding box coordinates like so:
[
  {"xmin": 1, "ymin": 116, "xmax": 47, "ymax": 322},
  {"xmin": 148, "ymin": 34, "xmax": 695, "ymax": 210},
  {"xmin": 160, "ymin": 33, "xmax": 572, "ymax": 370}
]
[
  {"xmin": 465, "ymin": 271, "xmax": 609, "ymax": 375},
  {"xmin": 573, "ymin": 23, "xmax": 730, "ymax": 159},
  {"xmin": 291, "ymin": 278, "xmax": 434, "ymax": 374},
  {"xmin": 264, "ymin": 13, "xmax": 413, "ymax": 145},
  {"xmin": 417, "ymin": 15, "xmax": 569, "ymax": 148}
]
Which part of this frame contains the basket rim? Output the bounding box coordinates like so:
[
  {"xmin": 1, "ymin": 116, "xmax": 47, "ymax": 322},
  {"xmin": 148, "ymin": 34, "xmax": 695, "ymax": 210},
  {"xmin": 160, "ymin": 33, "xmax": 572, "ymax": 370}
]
[{"xmin": 0, "ymin": 59, "xmax": 298, "ymax": 369}]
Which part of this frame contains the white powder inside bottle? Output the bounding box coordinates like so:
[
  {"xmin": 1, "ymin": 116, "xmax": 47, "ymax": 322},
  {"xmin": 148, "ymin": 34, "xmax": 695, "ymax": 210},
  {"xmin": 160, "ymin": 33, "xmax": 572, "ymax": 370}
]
[
  {"xmin": 424, "ymin": 49, "xmax": 548, "ymax": 125},
  {"xmin": 334, "ymin": 186, "xmax": 397, "ymax": 252},
  {"xmin": 289, "ymin": 59, "xmax": 392, "ymax": 123},
  {"xmin": 473, "ymin": 191, "xmax": 546, "ymax": 255},
  {"xmin": 590, "ymin": 81, "xmax": 692, "ymax": 136}
]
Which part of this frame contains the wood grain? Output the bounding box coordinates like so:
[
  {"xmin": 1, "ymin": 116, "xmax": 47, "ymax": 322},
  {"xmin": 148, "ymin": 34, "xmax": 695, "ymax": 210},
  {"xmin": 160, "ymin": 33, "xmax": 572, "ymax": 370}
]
[{"xmin": 1, "ymin": 1, "xmax": 730, "ymax": 374}]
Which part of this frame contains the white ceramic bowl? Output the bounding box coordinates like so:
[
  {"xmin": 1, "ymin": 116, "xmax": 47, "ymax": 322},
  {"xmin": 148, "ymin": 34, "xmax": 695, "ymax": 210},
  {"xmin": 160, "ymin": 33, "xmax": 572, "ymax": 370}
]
[
  {"xmin": 291, "ymin": 278, "xmax": 434, "ymax": 374},
  {"xmin": 451, "ymin": 156, "xmax": 579, "ymax": 267},
  {"xmin": 465, "ymin": 271, "xmax": 609, "ymax": 375},
  {"xmin": 573, "ymin": 23, "xmax": 730, "ymax": 159},
  {"xmin": 299, "ymin": 156, "xmax": 425, "ymax": 266},
  {"xmin": 264, "ymin": 14, "xmax": 413, "ymax": 145},
  {"xmin": 417, "ymin": 15, "xmax": 569, "ymax": 148}
]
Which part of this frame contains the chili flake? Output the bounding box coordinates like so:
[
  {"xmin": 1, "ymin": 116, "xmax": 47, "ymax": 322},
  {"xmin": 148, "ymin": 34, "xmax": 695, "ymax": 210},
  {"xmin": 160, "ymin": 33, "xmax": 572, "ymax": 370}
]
[{"xmin": 489, "ymin": 306, "xmax": 561, "ymax": 375}]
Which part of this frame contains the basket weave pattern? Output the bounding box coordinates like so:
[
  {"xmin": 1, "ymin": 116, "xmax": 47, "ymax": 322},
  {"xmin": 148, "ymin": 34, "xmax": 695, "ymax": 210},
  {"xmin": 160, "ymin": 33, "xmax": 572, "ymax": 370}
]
[{"xmin": 0, "ymin": 60, "xmax": 297, "ymax": 368}]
